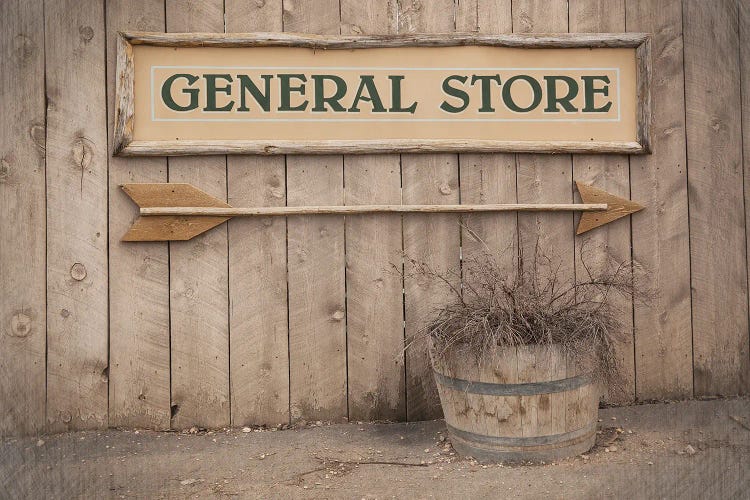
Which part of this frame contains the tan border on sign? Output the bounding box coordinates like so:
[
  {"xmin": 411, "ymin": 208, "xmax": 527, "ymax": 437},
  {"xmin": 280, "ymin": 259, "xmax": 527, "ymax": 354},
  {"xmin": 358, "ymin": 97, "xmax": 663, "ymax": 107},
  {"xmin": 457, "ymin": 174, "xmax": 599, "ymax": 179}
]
[{"xmin": 113, "ymin": 32, "xmax": 652, "ymax": 156}]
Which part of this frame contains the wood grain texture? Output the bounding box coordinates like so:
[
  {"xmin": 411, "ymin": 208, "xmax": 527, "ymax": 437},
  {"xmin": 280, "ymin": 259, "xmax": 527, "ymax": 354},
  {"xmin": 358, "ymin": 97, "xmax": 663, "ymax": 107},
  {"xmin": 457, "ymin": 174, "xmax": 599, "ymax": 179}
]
[
  {"xmin": 285, "ymin": 0, "xmax": 348, "ymax": 422},
  {"xmin": 512, "ymin": 0, "xmax": 576, "ymax": 305},
  {"xmin": 517, "ymin": 345, "xmax": 567, "ymax": 438},
  {"xmin": 457, "ymin": 0, "xmax": 517, "ymax": 276},
  {"xmin": 107, "ymin": 0, "xmax": 170, "ymax": 429},
  {"xmin": 123, "ymin": 31, "xmax": 649, "ymax": 48},
  {"xmin": 743, "ymin": 0, "xmax": 750, "ymax": 397},
  {"xmin": 166, "ymin": 0, "xmax": 231, "ymax": 428},
  {"xmin": 139, "ymin": 203, "xmax": 608, "ymax": 217},
  {"xmin": 569, "ymin": 0, "xmax": 634, "ymax": 404},
  {"xmin": 340, "ymin": 1, "xmax": 406, "ymax": 422},
  {"xmin": 434, "ymin": 345, "xmax": 597, "ymax": 460},
  {"xmin": 287, "ymin": 157, "xmax": 347, "ymax": 421},
  {"xmin": 626, "ymin": 0, "xmax": 693, "ymax": 400},
  {"xmin": 118, "ymin": 140, "xmax": 649, "ymax": 157},
  {"xmin": 344, "ymin": 155, "xmax": 405, "ymax": 421},
  {"xmin": 433, "ymin": 346, "xmax": 522, "ymax": 438},
  {"xmin": 44, "ymin": 0, "xmax": 109, "ymax": 432},
  {"xmin": 575, "ymin": 182, "xmax": 642, "ymax": 234},
  {"xmin": 455, "ymin": 0, "xmax": 512, "ymax": 33},
  {"xmin": 121, "ymin": 183, "xmax": 230, "ymax": 242},
  {"xmin": 112, "ymin": 34, "xmax": 133, "ymax": 155},
  {"xmin": 399, "ymin": 0, "xmax": 460, "ymax": 422},
  {"xmin": 684, "ymin": 0, "xmax": 749, "ymax": 396},
  {"xmin": 0, "ymin": 0, "xmax": 47, "ymax": 437},
  {"xmin": 225, "ymin": 0, "xmax": 290, "ymax": 426}
]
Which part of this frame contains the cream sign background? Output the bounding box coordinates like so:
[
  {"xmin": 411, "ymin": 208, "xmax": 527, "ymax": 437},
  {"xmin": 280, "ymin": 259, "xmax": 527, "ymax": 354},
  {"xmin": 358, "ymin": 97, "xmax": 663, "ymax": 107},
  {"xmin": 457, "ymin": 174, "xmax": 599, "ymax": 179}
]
[{"xmin": 114, "ymin": 33, "xmax": 651, "ymax": 155}]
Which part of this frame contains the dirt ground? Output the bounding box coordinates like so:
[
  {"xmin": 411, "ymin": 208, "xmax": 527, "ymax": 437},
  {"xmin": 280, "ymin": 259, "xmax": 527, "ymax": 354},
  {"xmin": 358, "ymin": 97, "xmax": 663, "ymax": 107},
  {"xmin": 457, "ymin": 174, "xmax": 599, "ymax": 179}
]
[{"xmin": 2, "ymin": 398, "xmax": 749, "ymax": 499}]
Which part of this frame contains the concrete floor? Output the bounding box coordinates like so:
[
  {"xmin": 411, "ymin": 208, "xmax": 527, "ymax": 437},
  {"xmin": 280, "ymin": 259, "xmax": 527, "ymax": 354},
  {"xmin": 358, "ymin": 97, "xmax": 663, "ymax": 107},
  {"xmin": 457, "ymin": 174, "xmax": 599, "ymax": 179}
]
[{"xmin": 2, "ymin": 398, "xmax": 749, "ymax": 499}]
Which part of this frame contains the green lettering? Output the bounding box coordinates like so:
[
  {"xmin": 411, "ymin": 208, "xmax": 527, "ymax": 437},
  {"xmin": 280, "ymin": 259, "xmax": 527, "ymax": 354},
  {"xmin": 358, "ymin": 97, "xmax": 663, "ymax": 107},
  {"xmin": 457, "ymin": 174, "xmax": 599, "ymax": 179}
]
[
  {"xmin": 582, "ymin": 75, "xmax": 612, "ymax": 113},
  {"xmin": 236, "ymin": 74, "xmax": 272, "ymax": 112},
  {"xmin": 502, "ymin": 75, "xmax": 542, "ymax": 113},
  {"xmin": 544, "ymin": 75, "xmax": 579, "ymax": 113},
  {"xmin": 348, "ymin": 76, "xmax": 386, "ymax": 113},
  {"xmin": 440, "ymin": 75, "xmax": 469, "ymax": 113},
  {"xmin": 312, "ymin": 75, "xmax": 348, "ymax": 112},
  {"xmin": 388, "ymin": 76, "xmax": 417, "ymax": 114},
  {"xmin": 278, "ymin": 74, "xmax": 308, "ymax": 112},
  {"xmin": 161, "ymin": 73, "xmax": 199, "ymax": 111},
  {"xmin": 470, "ymin": 74, "xmax": 501, "ymax": 112},
  {"xmin": 203, "ymin": 74, "xmax": 234, "ymax": 112}
]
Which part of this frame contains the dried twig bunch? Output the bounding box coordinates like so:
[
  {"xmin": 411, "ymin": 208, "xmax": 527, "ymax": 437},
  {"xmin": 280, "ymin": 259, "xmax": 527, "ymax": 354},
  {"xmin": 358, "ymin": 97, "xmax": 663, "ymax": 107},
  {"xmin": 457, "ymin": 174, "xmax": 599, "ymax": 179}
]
[{"xmin": 404, "ymin": 241, "xmax": 651, "ymax": 388}]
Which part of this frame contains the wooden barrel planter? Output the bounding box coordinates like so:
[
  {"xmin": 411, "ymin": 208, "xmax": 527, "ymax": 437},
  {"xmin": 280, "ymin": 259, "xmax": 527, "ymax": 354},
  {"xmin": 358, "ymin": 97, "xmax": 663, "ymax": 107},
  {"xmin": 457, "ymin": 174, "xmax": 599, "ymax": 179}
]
[{"xmin": 432, "ymin": 343, "xmax": 599, "ymax": 463}]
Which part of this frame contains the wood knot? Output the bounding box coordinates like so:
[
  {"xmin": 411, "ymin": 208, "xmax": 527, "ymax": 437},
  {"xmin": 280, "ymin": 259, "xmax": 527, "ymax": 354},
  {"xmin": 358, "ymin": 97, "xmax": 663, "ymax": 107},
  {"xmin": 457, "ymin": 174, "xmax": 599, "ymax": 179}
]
[
  {"xmin": 268, "ymin": 175, "xmax": 282, "ymax": 188},
  {"xmin": 79, "ymin": 25, "xmax": 94, "ymax": 43},
  {"xmin": 13, "ymin": 34, "xmax": 35, "ymax": 63},
  {"xmin": 9, "ymin": 311, "xmax": 32, "ymax": 338},
  {"xmin": 0, "ymin": 158, "xmax": 10, "ymax": 182},
  {"xmin": 70, "ymin": 262, "xmax": 87, "ymax": 281},
  {"xmin": 517, "ymin": 13, "xmax": 533, "ymax": 33},
  {"xmin": 29, "ymin": 125, "xmax": 46, "ymax": 152},
  {"xmin": 254, "ymin": 0, "xmax": 266, "ymax": 7},
  {"xmin": 72, "ymin": 138, "xmax": 94, "ymax": 172},
  {"xmin": 60, "ymin": 308, "xmax": 70, "ymax": 318},
  {"xmin": 331, "ymin": 309, "xmax": 345, "ymax": 321},
  {"xmin": 438, "ymin": 183, "xmax": 452, "ymax": 195}
]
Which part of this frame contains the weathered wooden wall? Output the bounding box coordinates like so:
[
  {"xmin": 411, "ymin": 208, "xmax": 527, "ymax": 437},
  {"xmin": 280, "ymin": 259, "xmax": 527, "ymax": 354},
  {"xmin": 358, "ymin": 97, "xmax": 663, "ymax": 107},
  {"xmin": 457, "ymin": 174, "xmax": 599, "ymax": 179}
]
[{"xmin": 1, "ymin": 0, "xmax": 749, "ymax": 436}]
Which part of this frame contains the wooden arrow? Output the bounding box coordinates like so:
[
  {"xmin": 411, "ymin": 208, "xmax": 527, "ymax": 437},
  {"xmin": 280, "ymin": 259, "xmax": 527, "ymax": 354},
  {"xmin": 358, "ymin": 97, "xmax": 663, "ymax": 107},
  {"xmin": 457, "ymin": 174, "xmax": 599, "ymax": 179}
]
[{"xmin": 120, "ymin": 181, "xmax": 643, "ymax": 242}]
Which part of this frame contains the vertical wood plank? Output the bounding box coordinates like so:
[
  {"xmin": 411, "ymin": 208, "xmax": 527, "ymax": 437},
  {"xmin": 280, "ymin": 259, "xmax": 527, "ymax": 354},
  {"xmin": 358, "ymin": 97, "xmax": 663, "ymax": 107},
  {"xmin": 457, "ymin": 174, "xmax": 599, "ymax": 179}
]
[
  {"xmin": 107, "ymin": 0, "xmax": 170, "ymax": 430},
  {"xmin": 511, "ymin": 0, "xmax": 575, "ymax": 325},
  {"xmin": 684, "ymin": 0, "xmax": 749, "ymax": 396},
  {"xmin": 569, "ymin": 0, "xmax": 635, "ymax": 404},
  {"xmin": 285, "ymin": 0, "xmax": 348, "ymax": 422},
  {"xmin": 225, "ymin": 0, "xmax": 289, "ymax": 427},
  {"xmin": 455, "ymin": 0, "xmax": 511, "ymax": 34},
  {"xmin": 0, "ymin": 0, "xmax": 46, "ymax": 437},
  {"xmin": 457, "ymin": 1, "xmax": 517, "ymax": 275},
  {"xmin": 743, "ymin": 0, "xmax": 750, "ymax": 393},
  {"xmin": 283, "ymin": 0, "xmax": 341, "ymax": 34},
  {"xmin": 512, "ymin": 0, "xmax": 576, "ymax": 433},
  {"xmin": 626, "ymin": 0, "xmax": 693, "ymax": 400},
  {"xmin": 340, "ymin": 3, "xmax": 406, "ymax": 422},
  {"xmin": 45, "ymin": 0, "xmax": 108, "ymax": 432},
  {"xmin": 399, "ymin": 0, "xmax": 460, "ymax": 421},
  {"xmin": 166, "ymin": 0, "xmax": 231, "ymax": 428}
]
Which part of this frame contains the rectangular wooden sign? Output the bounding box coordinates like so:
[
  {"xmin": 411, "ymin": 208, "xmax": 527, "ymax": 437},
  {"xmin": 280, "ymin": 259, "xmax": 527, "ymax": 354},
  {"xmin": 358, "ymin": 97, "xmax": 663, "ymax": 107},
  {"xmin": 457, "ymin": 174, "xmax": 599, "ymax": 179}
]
[{"xmin": 113, "ymin": 33, "xmax": 651, "ymax": 156}]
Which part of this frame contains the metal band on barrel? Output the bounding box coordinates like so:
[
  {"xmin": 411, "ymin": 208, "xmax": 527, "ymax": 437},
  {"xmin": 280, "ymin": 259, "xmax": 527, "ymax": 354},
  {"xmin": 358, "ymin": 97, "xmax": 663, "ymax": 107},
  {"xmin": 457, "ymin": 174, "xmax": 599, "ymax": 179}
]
[
  {"xmin": 433, "ymin": 371, "xmax": 590, "ymax": 396},
  {"xmin": 446, "ymin": 422, "xmax": 597, "ymax": 447}
]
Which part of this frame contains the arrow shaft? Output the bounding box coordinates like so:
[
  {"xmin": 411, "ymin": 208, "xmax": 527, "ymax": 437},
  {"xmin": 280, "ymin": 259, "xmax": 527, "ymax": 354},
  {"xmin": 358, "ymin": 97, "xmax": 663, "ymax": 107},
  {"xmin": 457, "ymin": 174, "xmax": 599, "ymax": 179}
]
[{"xmin": 140, "ymin": 203, "xmax": 608, "ymax": 217}]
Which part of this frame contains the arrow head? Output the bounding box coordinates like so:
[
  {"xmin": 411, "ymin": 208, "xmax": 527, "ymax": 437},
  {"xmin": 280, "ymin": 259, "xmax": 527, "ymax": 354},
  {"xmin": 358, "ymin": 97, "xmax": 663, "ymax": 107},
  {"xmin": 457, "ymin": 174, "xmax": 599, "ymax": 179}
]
[
  {"xmin": 121, "ymin": 183, "xmax": 231, "ymax": 241},
  {"xmin": 575, "ymin": 181, "xmax": 644, "ymax": 235}
]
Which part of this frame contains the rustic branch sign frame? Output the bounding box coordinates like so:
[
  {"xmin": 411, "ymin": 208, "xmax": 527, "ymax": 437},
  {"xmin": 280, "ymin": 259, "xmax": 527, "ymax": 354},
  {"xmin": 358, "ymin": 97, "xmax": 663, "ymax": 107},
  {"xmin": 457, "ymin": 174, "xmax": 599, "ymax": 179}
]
[{"xmin": 113, "ymin": 32, "xmax": 651, "ymax": 156}]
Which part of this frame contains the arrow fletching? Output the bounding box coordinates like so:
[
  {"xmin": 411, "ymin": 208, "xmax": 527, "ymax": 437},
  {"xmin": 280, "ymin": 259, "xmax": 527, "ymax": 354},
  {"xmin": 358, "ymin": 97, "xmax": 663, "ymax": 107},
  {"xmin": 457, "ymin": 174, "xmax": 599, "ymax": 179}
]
[
  {"xmin": 121, "ymin": 183, "xmax": 231, "ymax": 241},
  {"xmin": 575, "ymin": 181, "xmax": 644, "ymax": 235}
]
